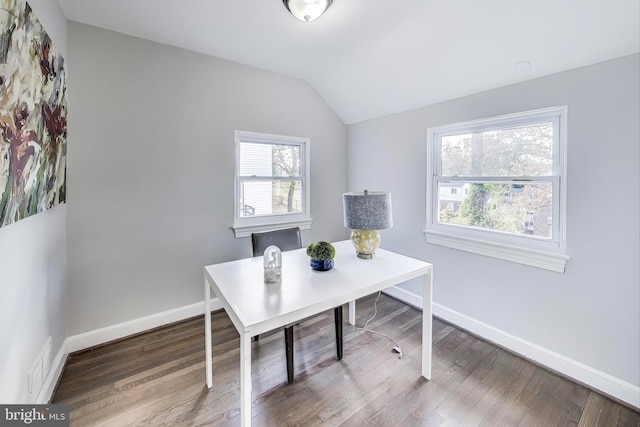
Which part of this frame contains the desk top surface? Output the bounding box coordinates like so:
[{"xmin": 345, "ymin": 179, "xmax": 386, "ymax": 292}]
[{"xmin": 204, "ymin": 240, "xmax": 431, "ymax": 333}]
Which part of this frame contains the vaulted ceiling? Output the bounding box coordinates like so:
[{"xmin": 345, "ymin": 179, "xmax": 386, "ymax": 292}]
[{"xmin": 58, "ymin": 0, "xmax": 639, "ymax": 124}]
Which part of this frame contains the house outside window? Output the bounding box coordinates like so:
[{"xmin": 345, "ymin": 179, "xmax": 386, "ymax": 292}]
[
  {"xmin": 233, "ymin": 131, "xmax": 312, "ymax": 238},
  {"xmin": 424, "ymin": 106, "xmax": 569, "ymax": 272}
]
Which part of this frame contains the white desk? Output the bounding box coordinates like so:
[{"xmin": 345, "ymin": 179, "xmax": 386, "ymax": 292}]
[{"xmin": 204, "ymin": 240, "xmax": 433, "ymax": 426}]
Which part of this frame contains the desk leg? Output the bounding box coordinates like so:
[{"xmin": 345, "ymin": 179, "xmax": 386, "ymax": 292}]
[
  {"xmin": 348, "ymin": 300, "xmax": 356, "ymax": 325},
  {"xmin": 205, "ymin": 277, "xmax": 213, "ymax": 388},
  {"xmin": 421, "ymin": 269, "xmax": 433, "ymax": 380},
  {"xmin": 334, "ymin": 306, "xmax": 343, "ymax": 360},
  {"xmin": 284, "ymin": 326, "xmax": 294, "ymax": 384},
  {"xmin": 240, "ymin": 333, "xmax": 252, "ymax": 427}
]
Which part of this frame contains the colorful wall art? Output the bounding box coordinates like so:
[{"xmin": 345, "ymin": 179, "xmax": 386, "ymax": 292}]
[{"xmin": 0, "ymin": 0, "xmax": 67, "ymax": 228}]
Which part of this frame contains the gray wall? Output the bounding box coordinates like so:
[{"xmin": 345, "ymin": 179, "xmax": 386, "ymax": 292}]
[
  {"xmin": 66, "ymin": 22, "xmax": 348, "ymax": 335},
  {"xmin": 347, "ymin": 54, "xmax": 640, "ymax": 387},
  {"xmin": 0, "ymin": 0, "xmax": 68, "ymax": 403}
]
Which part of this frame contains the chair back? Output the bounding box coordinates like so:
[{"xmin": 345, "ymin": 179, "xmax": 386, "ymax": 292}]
[{"xmin": 251, "ymin": 227, "xmax": 302, "ymax": 257}]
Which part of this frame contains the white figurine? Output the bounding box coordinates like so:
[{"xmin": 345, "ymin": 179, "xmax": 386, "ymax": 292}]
[{"xmin": 263, "ymin": 245, "xmax": 282, "ymax": 283}]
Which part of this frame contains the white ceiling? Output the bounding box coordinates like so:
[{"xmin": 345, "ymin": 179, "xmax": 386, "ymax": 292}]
[{"xmin": 57, "ymin": 0, "xmax": 639, "ymax": 124}]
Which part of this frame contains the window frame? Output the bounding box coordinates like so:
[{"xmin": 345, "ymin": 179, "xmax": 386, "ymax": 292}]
[
  {"xmin": 232, "ymin": 130, "xmax": 312, "ymax": 238},
  {"xmin": 423, "ymin": 106, "xmax": 569, "ymax": 272}
]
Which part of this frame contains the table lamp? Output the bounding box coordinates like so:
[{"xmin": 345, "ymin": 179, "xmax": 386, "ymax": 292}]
[{"xmin": 342, "ymin": 190, "xmax": 393, "ymax": 259}]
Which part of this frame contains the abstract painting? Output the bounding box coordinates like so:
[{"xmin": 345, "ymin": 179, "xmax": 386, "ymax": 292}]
[{"xmin": 0, "ymin": 0, "xmax": 67, "ymax": 228}]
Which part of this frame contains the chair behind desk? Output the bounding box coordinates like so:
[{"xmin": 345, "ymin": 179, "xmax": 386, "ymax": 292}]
[
  {"xmin": 251, "ymin": 227, "xmax": 302, "ymax": 257},
  {"xmin": 249, "ymin": 227, "xmax": 343, "ymax": 384},
  {"xmin": 250, "ymin": 227, "xmax": 301, "ymax": 383}
]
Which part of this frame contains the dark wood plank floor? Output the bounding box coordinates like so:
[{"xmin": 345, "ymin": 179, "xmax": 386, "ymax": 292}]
[{"xmin": 52, "ymin": 294, "xmax": 640, "ymax": 426}]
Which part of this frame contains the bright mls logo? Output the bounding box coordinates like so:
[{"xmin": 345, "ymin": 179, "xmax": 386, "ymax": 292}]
[{"xmin": 1, "ymin": 405, "xmax": 69, "ymax": 426}]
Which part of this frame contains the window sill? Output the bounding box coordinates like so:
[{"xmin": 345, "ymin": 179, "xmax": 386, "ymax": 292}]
[
  {"xmin": 233, "ymin": 217, "xmax": 313, "ymax": 238},
  {"xmin": 423, "ymin": 229, "xmax": 569, "ymax": 273}
]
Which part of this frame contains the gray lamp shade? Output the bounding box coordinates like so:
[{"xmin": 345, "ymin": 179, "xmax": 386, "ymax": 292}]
[{"xmin": 342, "ymin": 191, "xmax": 393, "ymax": 230}]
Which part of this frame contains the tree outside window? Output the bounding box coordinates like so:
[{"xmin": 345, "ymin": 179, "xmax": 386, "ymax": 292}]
[
  {"xmin": 233, "ymin": 131, "xmax": 311, "ymax": 238},
  {"xmin": 425, "ymin": 107, "xmax": 568, "ymax": 272}
]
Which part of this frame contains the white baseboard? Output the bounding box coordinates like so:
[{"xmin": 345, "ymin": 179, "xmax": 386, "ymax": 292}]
[
  {"xmin": 383, "ymin": 285, "xmax": 423, "ymax": 309},
  {"xmin": 383, "ymin": 286, "xmax": 640, "ymax": 409},
  {"xmin": 66, "ymin": 298, "xmax": 223, "ymax": 353},
  {"xmin": 41, "ymin": 297, "xmax": 222, "ymax": 403}
]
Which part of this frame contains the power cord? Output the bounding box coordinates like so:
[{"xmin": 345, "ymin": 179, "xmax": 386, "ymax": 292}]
[{"xmin": 356, "ymin": 291, "xmax": 404, "ymax": 359}]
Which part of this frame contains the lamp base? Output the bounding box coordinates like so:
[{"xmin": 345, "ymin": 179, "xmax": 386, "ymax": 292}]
[{"xmin": 350, "ymin": 229, "xmax": 381, "ymax": 259}]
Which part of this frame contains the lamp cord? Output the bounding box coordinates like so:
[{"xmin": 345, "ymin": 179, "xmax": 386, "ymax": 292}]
[{"xmin": 356, "ymin": 291, "xmax": 404, "ymax": 359}]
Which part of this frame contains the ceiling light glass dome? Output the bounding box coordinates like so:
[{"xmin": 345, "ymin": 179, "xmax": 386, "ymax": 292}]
[{"xmin": 283, "ymin": 0, "xmax": 333, "ymax": 22}]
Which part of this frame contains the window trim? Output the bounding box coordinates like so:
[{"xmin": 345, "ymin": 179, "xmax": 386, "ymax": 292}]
[
  {"xmin": 423, "ymin": 106, "xmax": 569, "ymax": 272},
  {"xmin": 232, "ymin": 130, "xmax": 312, "ymax": 238}
]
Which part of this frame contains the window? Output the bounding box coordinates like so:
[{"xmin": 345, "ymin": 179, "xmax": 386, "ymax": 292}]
[
  {"xmin": 233, "ymin": 131, "xmax": 312, "ymax": 238},
  {"xmin": 424, "ymin": 107, "xmax": 569, "ymax": 272}
]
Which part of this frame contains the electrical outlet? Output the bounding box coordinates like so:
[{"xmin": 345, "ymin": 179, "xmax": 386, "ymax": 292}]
[
  {"xmin": 26, "ymin": 337, "xmax": 52, "ymax": 403},
  {"xmin": 42, "ymin": 337, "xmax": 52, "ymax": 379},
  {"xmin": 27, "ymin": 359, "xmax": 43, "ymax": 403}
]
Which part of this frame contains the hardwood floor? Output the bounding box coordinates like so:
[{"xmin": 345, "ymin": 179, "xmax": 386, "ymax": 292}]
[{"xmin": 52, "ymin": 294, "xmax": 639, "ymax": 426}]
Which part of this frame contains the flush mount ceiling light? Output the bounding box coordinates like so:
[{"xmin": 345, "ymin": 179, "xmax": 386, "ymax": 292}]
[{"xmin": 283, "ymin": 0, "xmax": 333, "ymax": 22}]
